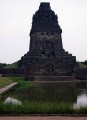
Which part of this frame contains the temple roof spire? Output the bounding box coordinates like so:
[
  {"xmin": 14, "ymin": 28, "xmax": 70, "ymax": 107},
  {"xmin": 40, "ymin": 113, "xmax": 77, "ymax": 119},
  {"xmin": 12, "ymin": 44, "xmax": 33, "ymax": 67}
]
[
  {"xmin": 30, "ymin": 2, "xmax": 62, "ymax": 34},
  {"xmin": 39, "ymin": 2, "xmax": 50, "ymax": 10}
]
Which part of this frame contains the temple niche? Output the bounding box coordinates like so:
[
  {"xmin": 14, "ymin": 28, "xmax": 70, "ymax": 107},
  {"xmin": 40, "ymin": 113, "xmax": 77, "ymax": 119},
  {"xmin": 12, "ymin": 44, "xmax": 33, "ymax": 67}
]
[{"xmin": 21, "ymin": 2, "xmax": 76, "ymax": 78}]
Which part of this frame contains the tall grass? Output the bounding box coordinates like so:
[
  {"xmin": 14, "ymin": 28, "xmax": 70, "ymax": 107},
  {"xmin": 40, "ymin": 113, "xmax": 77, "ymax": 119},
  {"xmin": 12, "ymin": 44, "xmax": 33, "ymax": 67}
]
[
  {"xmin": 0, "ymin": 102, "xmax": 75, "ymax": 114},
  {"xmin": 0, "ymin": 102, "xmax": 87, "ymax": 115}
]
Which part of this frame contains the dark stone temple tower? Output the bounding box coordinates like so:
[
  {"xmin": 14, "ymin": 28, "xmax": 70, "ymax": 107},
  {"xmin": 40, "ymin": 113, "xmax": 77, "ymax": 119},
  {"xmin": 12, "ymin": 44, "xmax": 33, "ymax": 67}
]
[{"xmin": 21, "ymin": 2, "xmax": 76, "ymax": 79}]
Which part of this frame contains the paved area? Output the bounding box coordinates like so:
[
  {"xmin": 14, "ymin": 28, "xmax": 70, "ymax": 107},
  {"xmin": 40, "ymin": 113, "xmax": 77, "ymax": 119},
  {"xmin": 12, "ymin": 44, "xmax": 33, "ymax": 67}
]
[
  {"xmin": 0, "ymin": 82, "xmax": 18, "ymax": 95},
  {"xmin": 0, "ymin": 116, "xmax": 87, "ymax": 120}
]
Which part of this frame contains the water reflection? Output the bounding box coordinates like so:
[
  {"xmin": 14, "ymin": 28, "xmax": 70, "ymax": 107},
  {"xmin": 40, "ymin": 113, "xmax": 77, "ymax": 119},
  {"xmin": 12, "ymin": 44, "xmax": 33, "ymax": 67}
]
[
  {"xmin": 2, "ymin": 81, "xmax": 87, "ymax": 108},
  {"xmin": 74, "ymin": 89, "xmax": 87, "ymax": 108},
  {"xmin": 3, "ymin": 82, "xmax": 77, "ymax": 103}
]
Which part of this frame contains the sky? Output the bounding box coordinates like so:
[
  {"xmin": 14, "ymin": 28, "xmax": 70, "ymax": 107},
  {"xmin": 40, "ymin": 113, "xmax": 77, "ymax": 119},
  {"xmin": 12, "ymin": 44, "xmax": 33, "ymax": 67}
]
[{"xmin": 0, "ymin": 0, "xmax": 87, "ymax": 64}]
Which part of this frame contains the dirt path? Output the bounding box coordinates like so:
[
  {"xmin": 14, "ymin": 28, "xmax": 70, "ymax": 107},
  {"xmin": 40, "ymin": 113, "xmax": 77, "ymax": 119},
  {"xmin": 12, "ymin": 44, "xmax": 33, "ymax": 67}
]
[{"xmin": 0, "ymin": 116, "xmax": 87, "ymax": 120}]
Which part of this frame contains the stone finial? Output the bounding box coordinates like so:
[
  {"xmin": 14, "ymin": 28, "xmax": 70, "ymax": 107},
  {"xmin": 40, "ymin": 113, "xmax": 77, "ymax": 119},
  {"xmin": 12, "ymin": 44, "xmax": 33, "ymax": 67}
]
[{"xmin": 39, "ymin": 2, "xmax": 50, "ymax": 10}]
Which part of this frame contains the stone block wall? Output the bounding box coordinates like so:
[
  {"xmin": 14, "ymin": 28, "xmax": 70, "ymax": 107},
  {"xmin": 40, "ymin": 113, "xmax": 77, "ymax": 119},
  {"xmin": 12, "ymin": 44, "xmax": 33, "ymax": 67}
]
[
  {"xmin": 0, "ymin": 68, "xmax": 26, "ymax": 77},
  {"xmin": 74, "ymin": 67, "xmax": 87, "ymax": 80}
]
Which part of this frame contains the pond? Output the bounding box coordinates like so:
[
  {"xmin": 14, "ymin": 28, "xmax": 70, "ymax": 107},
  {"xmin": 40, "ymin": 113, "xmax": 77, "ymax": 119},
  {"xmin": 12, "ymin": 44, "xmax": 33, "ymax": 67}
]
[{"xmin": 2, "ymin": 81, "xmax": 87, "ymax": 108}]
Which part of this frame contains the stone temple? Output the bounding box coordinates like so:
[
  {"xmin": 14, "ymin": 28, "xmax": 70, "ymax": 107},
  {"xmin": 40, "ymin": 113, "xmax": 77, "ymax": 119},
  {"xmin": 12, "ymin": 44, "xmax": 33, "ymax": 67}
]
[{"xmin": 20, "ymin": 2, "xmax": 76, "ymax": 80}]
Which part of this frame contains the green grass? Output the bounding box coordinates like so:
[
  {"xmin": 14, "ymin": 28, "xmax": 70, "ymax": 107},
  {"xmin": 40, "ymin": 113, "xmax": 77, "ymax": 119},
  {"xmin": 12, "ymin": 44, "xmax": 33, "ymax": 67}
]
[
  {"xmin": 0, "ymin": 77, "xmax": 15, "ymax": 88},
  {"xmin": 0, "ymin": 77, "xmax": 25, "ymax": 88},
  {"xmin": 0, "ymin": 102, "xmax": 73, "ymax": 114},
  {"xmin": 0, "ymin": 102, "xmax": 87, "ymax": 115},
  {"xmin": 78, "ymin": 62, "xmax": 87, "ymax": 68},
  {"xmin": 4, "ymin": 61, "xmax": 20, "ymax": 68}
]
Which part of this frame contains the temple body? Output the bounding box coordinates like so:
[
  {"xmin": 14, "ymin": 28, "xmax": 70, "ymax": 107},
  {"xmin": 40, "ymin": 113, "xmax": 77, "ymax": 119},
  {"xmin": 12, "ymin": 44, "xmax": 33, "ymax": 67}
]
[{"xmin": 21, "ymin": 2, "xmax": 76, "ymax": 76}]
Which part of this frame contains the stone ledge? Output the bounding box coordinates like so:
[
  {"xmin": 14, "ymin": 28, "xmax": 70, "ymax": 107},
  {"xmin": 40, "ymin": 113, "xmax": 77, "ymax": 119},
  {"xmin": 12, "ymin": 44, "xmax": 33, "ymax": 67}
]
[
  {"xmin": 27, "ymin": 76, "xmax": 76, "ymax": 81},
  {"xmin": 0, "ymin": 82, "xmax": 18, "ymax": 96}
]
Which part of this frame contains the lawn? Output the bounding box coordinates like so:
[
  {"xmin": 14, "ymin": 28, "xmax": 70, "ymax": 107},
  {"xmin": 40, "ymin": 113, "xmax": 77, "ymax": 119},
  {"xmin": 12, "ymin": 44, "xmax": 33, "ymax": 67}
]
[
  {"xmin": 0, "ymin": 77, "xmax": 25, "ymax": 88},
  {"xmin": 78, "ymin": 62, "xmax": 87, "ymax": 68},
  {"xmin": 0, "ymin": 77, "xmax": 15, "ymax": 88},
  {"xmin": 4, "ymin": 61, "xmax": 20, "ymax": 68}
]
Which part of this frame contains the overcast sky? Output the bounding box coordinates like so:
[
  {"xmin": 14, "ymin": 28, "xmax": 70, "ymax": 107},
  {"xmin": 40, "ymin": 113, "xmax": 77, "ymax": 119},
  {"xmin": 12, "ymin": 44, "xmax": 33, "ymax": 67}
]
[{"xmin": 0, "ymin": 0, "xmax": 87, "ymax": 63}]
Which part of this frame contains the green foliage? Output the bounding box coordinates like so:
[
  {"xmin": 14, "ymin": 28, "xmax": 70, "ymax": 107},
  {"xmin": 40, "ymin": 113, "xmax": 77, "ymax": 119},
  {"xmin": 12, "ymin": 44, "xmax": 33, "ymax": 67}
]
[
  {"xmin": 9, "ymin": 77, "xmax": 25, "ymax": 82},
  {"xmin": 84, "ymin": 61, "xmax": 87, "ymax": 65},
  {"xmin": 4, "ymin": 60, "xmax": 21, "ymax": 68},
  {"xmin": 0, "ymin": 102, "xmax": 87, "ymax": 115},
  {"xmin": 78, "ymin": 62, "xmax": 87, "ymax": 68},
  {"xmin": 85, "ymin": 76, "xmax": 87, "ymax": 80},
  {"xmin": 0, "ymin": 102, "xmax": 74, "ymax": 114},
  {"xmin": 0, "ymin": 63, "xmax": 8, "ymax": 68}
]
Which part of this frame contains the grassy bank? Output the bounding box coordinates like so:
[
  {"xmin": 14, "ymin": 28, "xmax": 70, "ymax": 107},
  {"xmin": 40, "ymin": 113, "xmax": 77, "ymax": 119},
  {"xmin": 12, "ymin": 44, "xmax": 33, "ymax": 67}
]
[
  {"xmin": 78, "ymin": 62, "xmax": 87, "ymax": 68},
  {"xmin": 0, "ymin": 77, "xmax": 25, "ymax": 88},
  {"xmin": 0, "ymin": 77, "xmax": 15, "ymax": 88},
  {"xmin": 0, "ymin": 102, "xmax": 87, "ymax": 115},
  {"xmin": 4, "ymin": 61, "xmax": 20, "ymax": 68}
]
